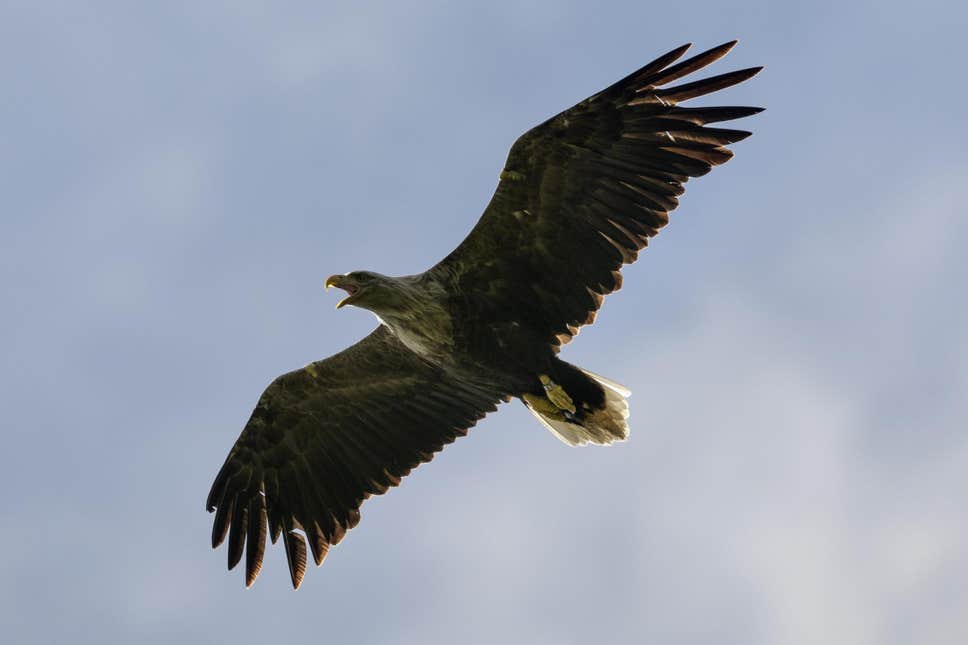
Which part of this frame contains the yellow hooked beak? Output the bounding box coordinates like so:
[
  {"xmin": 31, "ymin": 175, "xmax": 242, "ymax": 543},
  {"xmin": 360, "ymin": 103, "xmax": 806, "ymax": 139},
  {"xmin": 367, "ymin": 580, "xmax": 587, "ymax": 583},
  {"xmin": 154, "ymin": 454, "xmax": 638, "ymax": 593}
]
[{"xmin": 324, "ymin": 274, "xmax": 355, "ymax": 309}]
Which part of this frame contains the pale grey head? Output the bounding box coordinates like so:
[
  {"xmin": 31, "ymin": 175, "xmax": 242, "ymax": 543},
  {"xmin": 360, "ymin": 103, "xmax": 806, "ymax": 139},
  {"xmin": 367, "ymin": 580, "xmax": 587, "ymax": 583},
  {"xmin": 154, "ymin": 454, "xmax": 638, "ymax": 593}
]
[{"xmin": 324, "ymin": 271, "xmax": 415, "ymax": 316}]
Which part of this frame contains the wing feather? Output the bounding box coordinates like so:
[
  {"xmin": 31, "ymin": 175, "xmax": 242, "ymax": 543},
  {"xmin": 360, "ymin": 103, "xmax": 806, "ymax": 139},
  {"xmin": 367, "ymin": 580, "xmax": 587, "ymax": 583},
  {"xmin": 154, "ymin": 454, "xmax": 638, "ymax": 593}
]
[{"xmin": 244, "ymin": 494, "xmax": 267, "ymax": 587}]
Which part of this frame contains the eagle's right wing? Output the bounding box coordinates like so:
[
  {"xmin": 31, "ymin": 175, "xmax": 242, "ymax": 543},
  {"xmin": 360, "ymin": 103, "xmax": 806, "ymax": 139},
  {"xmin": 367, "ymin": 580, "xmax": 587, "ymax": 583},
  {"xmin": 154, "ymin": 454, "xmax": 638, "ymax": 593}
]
[{"xmin": 206, "ymin": 326, "xmax": 504, "ymax": 589}]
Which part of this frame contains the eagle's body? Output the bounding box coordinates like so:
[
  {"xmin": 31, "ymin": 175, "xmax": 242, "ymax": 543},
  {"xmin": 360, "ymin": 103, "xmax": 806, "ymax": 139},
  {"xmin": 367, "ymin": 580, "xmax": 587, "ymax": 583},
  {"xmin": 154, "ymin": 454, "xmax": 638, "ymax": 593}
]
[
  {"xmin": 207, "ymin": 42, "xmax": 762, "ymax": 588},
  {"xmin": 331, "ymin": 266, "xmax": 631, "ymax": 445}
]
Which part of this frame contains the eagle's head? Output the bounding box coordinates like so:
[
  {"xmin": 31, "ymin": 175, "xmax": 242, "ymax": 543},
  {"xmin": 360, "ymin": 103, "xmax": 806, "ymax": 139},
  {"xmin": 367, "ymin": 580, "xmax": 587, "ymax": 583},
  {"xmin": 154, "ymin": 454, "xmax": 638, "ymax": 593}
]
[{"xmin": 325, "ymin": 271, "xmax": 408, "ymax": 314}]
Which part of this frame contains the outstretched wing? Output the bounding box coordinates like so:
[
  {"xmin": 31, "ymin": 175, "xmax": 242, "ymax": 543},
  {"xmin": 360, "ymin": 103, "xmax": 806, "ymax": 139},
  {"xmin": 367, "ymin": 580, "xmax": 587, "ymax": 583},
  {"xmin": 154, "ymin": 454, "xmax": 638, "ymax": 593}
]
[
  {"xmin": 433, "ymin": 41, "xmax": 762, "ymax": 348},
  {"xmin": 206, "ymin": 327, "xmax": 504, "ymax": 588}
]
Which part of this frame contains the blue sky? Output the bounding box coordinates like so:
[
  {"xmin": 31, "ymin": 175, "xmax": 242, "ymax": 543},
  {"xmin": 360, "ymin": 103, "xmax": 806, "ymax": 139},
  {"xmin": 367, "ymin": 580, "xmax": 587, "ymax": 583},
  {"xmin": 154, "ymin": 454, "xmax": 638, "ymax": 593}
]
[{"xmin": 2, "ymin": 2, "xmax": 966, "ymax": 644}]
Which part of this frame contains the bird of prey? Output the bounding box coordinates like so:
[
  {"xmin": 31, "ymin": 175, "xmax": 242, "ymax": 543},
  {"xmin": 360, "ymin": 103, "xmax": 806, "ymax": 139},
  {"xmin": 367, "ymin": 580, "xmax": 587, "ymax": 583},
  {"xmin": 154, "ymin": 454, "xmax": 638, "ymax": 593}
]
[{"xmin": 207, "ymin": 41, "xmax": 762, "ymax": 589}]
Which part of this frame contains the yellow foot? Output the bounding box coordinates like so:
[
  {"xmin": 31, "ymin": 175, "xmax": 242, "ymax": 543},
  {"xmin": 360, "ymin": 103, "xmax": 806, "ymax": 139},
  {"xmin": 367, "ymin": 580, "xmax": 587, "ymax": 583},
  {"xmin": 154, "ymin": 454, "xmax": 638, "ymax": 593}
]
[
  {"xmin": 539, "ymin": 374, "xmax": 577, "ymax": 414},
  {"xmin": 523, "ymin": 392, "xmax": 564, "ymax": 418}
]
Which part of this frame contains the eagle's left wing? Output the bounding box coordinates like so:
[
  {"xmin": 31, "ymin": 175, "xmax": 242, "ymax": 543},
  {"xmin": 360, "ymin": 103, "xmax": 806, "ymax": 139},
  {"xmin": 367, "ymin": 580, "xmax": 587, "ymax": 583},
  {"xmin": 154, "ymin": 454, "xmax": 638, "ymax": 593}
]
[
  {"xmin": 206, "ymin": 326, "xmax": 504, "ymax": 588},
  {"xmin": 432, "ymin": 41, "xmax": 762, "ymax": 348}
]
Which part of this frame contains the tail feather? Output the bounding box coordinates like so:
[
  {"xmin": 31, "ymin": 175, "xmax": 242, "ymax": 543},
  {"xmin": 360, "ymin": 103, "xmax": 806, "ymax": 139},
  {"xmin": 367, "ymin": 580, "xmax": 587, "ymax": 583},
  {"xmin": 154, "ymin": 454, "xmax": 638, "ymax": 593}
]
[
  {"xmin": 577, "ymin": 367, "xmax": 631, "ymax": 397},
  {"xmin": 524, "ymin": 368, "xmax": 630, "ymax": 447}
]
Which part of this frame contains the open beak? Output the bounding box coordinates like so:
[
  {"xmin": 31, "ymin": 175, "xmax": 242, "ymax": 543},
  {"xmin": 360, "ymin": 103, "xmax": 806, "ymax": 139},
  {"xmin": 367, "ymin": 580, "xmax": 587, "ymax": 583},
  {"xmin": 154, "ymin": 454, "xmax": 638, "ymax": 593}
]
[{"xmin": 324, "ymin": 274, "xmax": 357, "ymax": 309}]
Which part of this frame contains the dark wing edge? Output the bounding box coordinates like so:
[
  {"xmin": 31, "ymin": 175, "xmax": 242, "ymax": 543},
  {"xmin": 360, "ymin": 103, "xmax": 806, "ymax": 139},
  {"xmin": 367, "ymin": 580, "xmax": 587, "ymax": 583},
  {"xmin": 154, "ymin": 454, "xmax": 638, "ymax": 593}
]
[
  {"xmin": 206, "ymin": 327, "xmax": 504, "ymax": 589},
  {"xmin": 433, "ymin": 41, "xmax": 763, "ymax": 348}
]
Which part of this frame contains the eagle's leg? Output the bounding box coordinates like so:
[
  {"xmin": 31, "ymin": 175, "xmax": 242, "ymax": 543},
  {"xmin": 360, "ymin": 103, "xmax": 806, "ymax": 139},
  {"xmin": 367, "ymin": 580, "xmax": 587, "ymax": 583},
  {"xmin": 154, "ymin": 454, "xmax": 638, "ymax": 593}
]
[
  {"xmin": 523, "ymin": 391, "xmax": 563, "ymax": 416},
  {"xmin": 538, "ymin": 374, "xmax": 577, "ymax": 415},
  {"xmin": 522, "ymin": 390, "xmax": 577, "ymax": 423}
]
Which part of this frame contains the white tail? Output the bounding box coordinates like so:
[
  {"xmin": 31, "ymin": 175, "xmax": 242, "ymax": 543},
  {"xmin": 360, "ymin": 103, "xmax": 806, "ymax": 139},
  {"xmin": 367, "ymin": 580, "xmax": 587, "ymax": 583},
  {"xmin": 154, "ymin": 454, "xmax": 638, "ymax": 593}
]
[{"xmin": 525, "ymin": 369, "xmax": 630, "ymax": 447}]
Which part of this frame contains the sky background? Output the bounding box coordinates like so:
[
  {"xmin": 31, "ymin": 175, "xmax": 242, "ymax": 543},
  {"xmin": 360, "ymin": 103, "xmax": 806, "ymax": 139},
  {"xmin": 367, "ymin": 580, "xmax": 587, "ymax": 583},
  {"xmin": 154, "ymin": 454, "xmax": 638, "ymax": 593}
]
[{"xmin": 2, "ymin": 2, "xmax": 966, "ymax": 644}]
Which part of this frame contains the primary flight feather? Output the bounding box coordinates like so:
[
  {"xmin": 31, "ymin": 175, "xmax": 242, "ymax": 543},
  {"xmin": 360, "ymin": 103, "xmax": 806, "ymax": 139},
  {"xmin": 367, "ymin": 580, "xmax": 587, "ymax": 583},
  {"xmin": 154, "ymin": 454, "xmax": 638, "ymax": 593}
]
[{"xmin": 207, "ymin": 41, "xmax": 762, "ymax": 588}]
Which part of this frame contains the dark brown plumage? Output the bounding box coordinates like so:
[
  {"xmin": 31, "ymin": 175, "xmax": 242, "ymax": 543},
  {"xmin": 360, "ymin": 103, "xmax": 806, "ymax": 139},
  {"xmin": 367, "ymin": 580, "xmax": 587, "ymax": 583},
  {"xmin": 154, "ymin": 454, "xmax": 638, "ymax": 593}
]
[
  {"xmin": 432, "ymin": 41, "xmax": 761, "ymax": 350},
  {"xmin": 207, "ymin": 41, "xmax": 762, "ymax": 588},
  {"xmin": 207, "ymin": 327, "xmax": 504, "ymax": 588}
]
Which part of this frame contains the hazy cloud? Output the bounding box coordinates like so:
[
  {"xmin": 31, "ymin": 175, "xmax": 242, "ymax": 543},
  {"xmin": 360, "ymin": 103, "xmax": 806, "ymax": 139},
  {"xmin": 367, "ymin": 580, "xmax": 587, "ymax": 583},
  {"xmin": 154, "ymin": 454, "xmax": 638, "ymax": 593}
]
[{"xmin": 1, "ymin": 2, "xmax": 965, "ymax": 644}]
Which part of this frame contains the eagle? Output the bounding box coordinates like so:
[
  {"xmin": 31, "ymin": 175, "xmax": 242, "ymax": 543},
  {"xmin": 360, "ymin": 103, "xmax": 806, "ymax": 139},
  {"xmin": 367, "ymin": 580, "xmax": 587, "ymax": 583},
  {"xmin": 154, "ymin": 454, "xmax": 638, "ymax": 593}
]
[{"xmin": 207, "ymin": 41, "xmax": 762, "ymax": 589}]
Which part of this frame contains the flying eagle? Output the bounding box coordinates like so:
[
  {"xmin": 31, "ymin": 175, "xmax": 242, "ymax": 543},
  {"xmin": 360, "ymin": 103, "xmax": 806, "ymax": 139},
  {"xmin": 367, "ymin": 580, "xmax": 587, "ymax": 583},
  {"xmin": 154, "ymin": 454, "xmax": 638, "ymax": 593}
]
[{"xmin": 207, "ymin": 41, "xmax": 762, "ymax": 588}]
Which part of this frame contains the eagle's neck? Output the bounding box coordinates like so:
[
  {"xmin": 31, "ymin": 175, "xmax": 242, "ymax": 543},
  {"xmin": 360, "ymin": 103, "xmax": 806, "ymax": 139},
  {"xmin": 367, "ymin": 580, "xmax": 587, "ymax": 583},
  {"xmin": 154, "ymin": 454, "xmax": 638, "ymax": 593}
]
[{"xmin": 373, "ymin": 275, "xmax": 454, "ymax": 360}]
